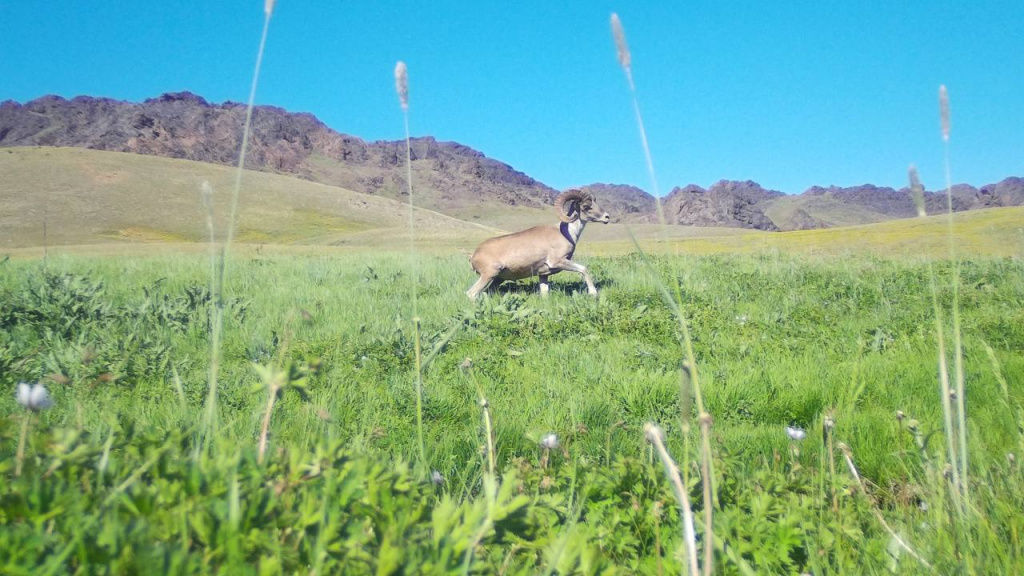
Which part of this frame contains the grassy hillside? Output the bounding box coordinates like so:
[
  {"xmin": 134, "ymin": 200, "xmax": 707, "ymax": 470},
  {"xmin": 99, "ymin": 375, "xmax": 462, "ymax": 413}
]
[
  {"xmin": 2, "ymin": 146, "xmax": 1022, "ymax": 266},
  {"xmin": 765, "ymin": 193, "xmax": 896, "ymax": 229},
  {"xmin": 0, "ymin": 147, "xmax": 501, "ymax": 250},
  {"xmin": 654, "ymin": 205, "xmax": 1024, "ymax": 258},
  {"xmin": 1, "ymin": 147, "xmax": 755, "ymax": 254}
]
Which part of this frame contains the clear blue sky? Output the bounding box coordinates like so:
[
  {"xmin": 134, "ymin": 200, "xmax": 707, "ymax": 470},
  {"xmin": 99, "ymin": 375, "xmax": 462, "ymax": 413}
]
[{"xmin": 2, "ymin": 1, "xmax": 1021, "ymax": 195}]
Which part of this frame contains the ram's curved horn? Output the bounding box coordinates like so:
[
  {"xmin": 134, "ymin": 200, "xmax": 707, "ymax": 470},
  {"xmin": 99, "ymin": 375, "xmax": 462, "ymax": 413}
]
[{"xmin": 554, "ymin": 189, "xmax": 590, "ymax": 223}]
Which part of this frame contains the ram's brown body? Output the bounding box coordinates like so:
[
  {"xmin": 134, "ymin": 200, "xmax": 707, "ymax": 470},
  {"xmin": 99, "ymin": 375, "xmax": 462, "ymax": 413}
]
[
  {"xmin": 469, "ymin": 226, "xmax": 574, "ymax": 281},
  {"xmin": 466, "ymin": 189, "xmax": 610, "ymax": 300}
]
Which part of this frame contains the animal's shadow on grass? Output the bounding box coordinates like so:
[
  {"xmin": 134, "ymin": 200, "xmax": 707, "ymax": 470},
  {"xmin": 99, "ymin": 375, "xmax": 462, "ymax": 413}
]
[{"xmin": 491, "ymin": 276, "xmax": 616, "ymax": 297}]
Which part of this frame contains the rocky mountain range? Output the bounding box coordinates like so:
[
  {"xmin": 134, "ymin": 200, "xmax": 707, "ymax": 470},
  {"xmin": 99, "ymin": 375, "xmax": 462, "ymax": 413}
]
[
  {"xmin": 1, "ymin": 92, "xmax": 1021, "ymax": 231},
  {"xmin": 0, "ymin": 92, "xmax": 557, "ymax": 214}
]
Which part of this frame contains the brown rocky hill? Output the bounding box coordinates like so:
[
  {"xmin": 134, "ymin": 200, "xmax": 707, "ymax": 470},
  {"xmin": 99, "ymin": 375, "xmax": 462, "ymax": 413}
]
[
  {"xmin": 584, "ymin": 183, "xmax": 657, "ymax": 223},
  {"xmin": 589, "ymin": 179, "xmax": 1024, "ymax": 231},
  {"xmin": 0, "ymin": 92, "xmax": 557, "ymax": 214},
  {"xmin": 765, "ymin": 181, "xmax": 1024, "ymax": 231},
  {"xmin": 662, "ymin": 181, "xmax": 784, "ymax": 231},
  {"xmin": 2, "ymin": 92, "xmax": 1021, "ymax": 231}
]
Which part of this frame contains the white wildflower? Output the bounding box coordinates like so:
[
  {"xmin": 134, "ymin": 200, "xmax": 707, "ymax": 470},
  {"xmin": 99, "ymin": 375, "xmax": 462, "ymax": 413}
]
[
  {"xmin": 431, "ymin": 470, "xmax": 444, "ymax": 485},
  {"xmin": 540, "ymin": 433, "xmax": 560, "ymax": 450},
  {"xmin": 16, "ymin": 382, "xmax": 53, "ymax": 411},
  {"xmin": 786, "ymin": 426, "xmax": 806, "ymax": 441}
]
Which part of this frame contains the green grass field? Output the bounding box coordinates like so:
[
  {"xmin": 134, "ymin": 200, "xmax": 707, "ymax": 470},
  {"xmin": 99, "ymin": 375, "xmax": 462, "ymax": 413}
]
[
  {"xmin": 4, "ymin": 143, "xmax": 1024, "ymax": 574},
  {"xmin": 2, "ymin": 235, "xmax": 1023, "ymax": 572}
]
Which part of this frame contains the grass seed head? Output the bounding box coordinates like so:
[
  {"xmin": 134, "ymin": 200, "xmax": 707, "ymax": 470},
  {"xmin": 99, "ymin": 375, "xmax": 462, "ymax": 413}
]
[
  {"xmin": 48, "ymin": 373, "xmax": 70, "ymax": 385},
  {"xmin": 395, "ymin": 61, "xmax": 409, "ymax": 111},
  {"xmin": 699, "ymin": 412, "xmax": 713, "ymax": 427},
  {"xmin": 200, "ymin": 180, "xmax": 214, "ymax": 209},
  {"xmin": 939, "ymin": 85, "xmax": 950, "ymax": 142},
  {"xmin": 643, "ymin": 422, "xmax": 664, "ymax": 443},
  {"xmin": 907, "ymin": 165, "xmax": 927, "ymax": 218},
  {"xmin": 610, "ymin": 13, "xmax": 631, "ymax": 72}
]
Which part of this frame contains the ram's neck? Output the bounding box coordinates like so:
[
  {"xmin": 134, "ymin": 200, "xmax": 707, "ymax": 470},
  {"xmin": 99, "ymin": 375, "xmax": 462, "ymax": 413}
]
[{"xmin": 559, "ymin": 220, "xmax": 586, "ymax": 245}]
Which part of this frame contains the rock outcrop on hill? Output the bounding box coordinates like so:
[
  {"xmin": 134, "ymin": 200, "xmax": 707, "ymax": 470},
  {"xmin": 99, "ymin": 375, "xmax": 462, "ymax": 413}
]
[{"xmin": 661, "ymin": 181, "xmax": 784, "ymax": 231}]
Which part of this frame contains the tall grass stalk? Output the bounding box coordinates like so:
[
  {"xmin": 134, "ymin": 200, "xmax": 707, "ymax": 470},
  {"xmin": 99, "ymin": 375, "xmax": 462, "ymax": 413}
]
[
  {"xmin": 463, "ymin": 473, "xmax": 499, "ymax": 574},
  {"xmin": 908, "ymin": 165, "xmax": 964, "ymax": 516},
  {"xmin": 464, "ymin": 358, "xmax": 497, "ymax": 475},
  {"xmin": 478, "ymin": 396, "xmax": 496, "ymax": 476},
  {"xmin": 257, "ymin": 373, "xmax": 282, "ymax": 464},
  {"xmin": 481, "ymin": 398, "xmax": 496, "ymax": 476},
  {"xmin": 394, "ymin": 61, "xmax": 427, "ymax": 470},
  {"xmin": 610, "ymin": 14, "xmax": 664, "ymax": 228},
  {"xmin": 981, "ymin": 340, "xmax": 1024, "ymax": 454},
  {"xmin": 939, "ymin": 85, "xmax": 970, "ymax": 505},
  {"xmin": 837, "ymin": 442, "xmax": 932, "ymax": 568},
  {"xmin": 540, "ymin": 469, "xmax": 583, "ymax": 576},
  {"xmin": 645, "ymin": 423, "xmax": 700, "ymax": 576},
  {"xmin": 42, "ymin": 213, "xmax": 48, "ymax": 267},
  {"xmin": 14, "ymin": 413, "xmax": 31, "ymax": 477},
  {"xmin": 201, "ymin": 0, "xmax": 276, "ymax": 448},
  {"xmin": 200, "ymin": 180, "xmax": 217, "ymax": 294},
  {"xmin": 611, "ymin": 14, "xmax": 715, "ymax": 572}
]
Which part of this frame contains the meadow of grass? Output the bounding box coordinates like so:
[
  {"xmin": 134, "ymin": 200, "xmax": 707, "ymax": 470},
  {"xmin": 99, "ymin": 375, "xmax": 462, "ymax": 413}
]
[
  {"xmin": 764, "ymin": 194, "xmax": 898, "ymax": 230},
  {"xmin": 2, "ymin": 246, "xmax": 1022, "ymax": 573}
]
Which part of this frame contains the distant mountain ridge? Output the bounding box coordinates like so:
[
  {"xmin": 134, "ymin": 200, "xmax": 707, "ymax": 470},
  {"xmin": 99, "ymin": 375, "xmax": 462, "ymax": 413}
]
[
  {"xmin": 1, "ymin": 92, "xmax": 1021, "ymax": 231},
  {"xmin": 0, "ymin": 92, "xmax": 558, "ymax": 214}
]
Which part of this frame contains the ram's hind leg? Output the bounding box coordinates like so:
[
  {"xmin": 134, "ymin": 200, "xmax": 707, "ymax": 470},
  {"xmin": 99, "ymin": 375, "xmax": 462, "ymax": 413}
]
[
  {"xmin": 467, "ymin": 274, "xmax": 495, "ymax": 301},
  {"xmin": 538, "ymin": 274, "xmax": 550, "ymax": 297}
]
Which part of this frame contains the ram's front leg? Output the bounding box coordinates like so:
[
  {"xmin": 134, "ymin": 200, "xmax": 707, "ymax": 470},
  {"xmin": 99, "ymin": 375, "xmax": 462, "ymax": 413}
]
[
  {"xmin": 538, "ymin": 274, "xmax": 550, "ymax": 297},
  {"xmin": 554, "ymin": 260, "xmax": 597, "ymax": 296}
]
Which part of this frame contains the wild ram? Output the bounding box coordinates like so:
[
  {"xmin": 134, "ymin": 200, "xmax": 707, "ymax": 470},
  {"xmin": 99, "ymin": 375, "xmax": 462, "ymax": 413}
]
[{"xmin": 466, "ymin": 188, "xmax": 610, "ymax": 299}]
